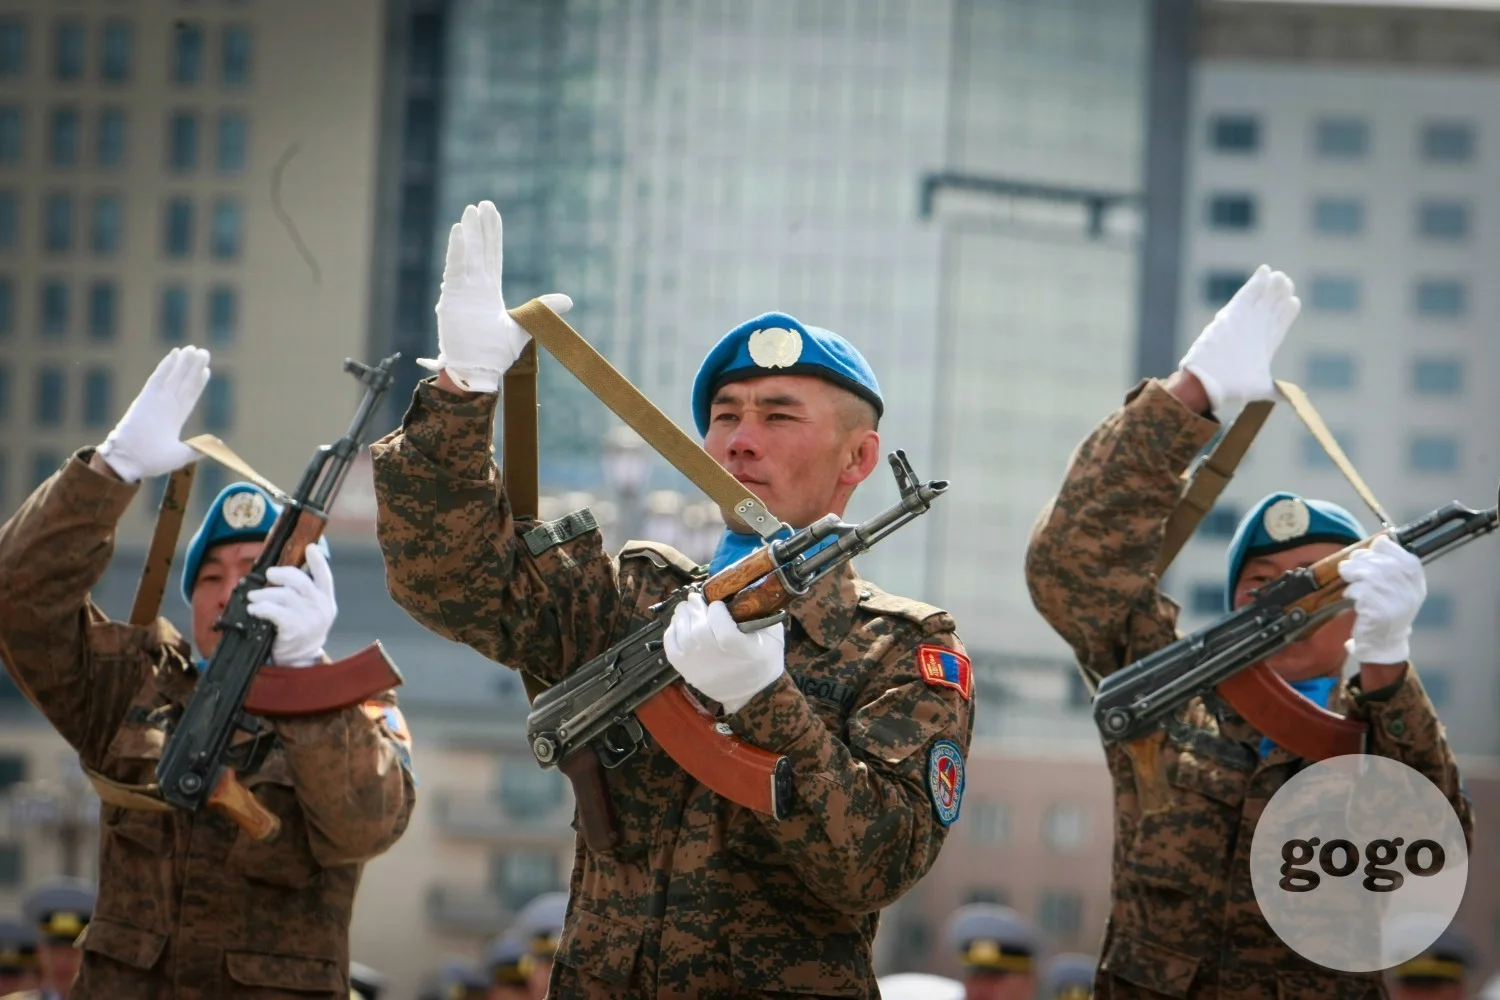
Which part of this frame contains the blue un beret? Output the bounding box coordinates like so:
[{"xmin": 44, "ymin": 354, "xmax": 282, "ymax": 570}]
[
  {"xmin": 1224, "ymin": 491, "xmax": 1367, "ymax": 610},
  {"xmin": 690, "ymin": 312, "xmax": 883, "ymax": 436},
  {"xmin": 181, "ymin": 481, "xmax": 330, "ymax": 605}
]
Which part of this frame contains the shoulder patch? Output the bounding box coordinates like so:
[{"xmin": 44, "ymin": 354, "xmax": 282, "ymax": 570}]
[
  {"xmin": 858, "ymin": 584, "xmax": 949, "ymax": 627},
  {"xmin": 927, "ymin": 740, "xmax": 965, "ymax": 826},
  {"xmin": 917, "ymin": 644, "xmax": 973, "ymax": 701},
  {"xmin": 619, "ymin": 539, "xmax": 705, "ymax": 580},
  {"xmin": 521, "ymin": 508, "xmax": 598, "ymax": 557},
  {"xmin": 363, "ymin": 701, "xmax": 416, "ymax": 785}
]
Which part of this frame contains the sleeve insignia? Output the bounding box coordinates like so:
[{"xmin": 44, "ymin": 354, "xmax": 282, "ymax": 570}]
[
  {"xmin": 917, "ymin": 644, "xmax": 973, "ymax": 701},
  {"xmin": 927, "ymin": 740, "xmax": 965, "ymax": 826}
]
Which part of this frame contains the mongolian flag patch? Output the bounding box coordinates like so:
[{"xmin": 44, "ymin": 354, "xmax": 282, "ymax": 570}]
[
  {"xmin": 917, "ymin": 645, "xmax": 973, "ymax": 701},
  {"xmin": 927, "ymin": 740, "xmax": 965, "ymax": 826}
]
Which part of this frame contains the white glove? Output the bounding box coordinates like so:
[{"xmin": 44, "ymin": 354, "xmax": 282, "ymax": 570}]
[
  {"xmin": 1338, "ymin": 536, "xmax": 1427, "ymax": 665},
  {"xmin": 96, "ymin": 347, "xmax": 210, "ymax": 483},
  {"xmin": 245, "ymin": 544, "xmax": 337, "ymax": 667},
  {"xmin": 417, "ymin": 200, "xmax": 573, "ymax": 393},
  {"xmin": 1178, "ymin": 264, "xmax": 1301, "ymax": 417},
  {"xmin": 663, "ymin": 592, "xmax": 785, "ymax": 714}
]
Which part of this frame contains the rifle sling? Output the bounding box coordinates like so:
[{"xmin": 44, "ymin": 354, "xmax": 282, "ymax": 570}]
[
  {"xmin": 130, "ymin": 465, "xmax": 196, "ymax": 627},
  {"xmin": 1156, "ymin": 400, "xmax": 1273, "ymax": 577}
]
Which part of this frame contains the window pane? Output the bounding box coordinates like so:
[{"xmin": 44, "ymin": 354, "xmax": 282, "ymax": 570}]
[
  {"xmin": 1309, "ymin": 276, "xmax": 1360, "ymax": 313},
  {"xmin": 97, "ymin": 107, "xmax": 126, "ymax": 167},
  {"xmin": 1303, "ymin": 430, "xmax": 1355, "ymax": 468},
  {"xmin": 211, "ymin": 198, "xmax": 240, "ymax": 259},
  {"xmin": 1208, "ymin": 193, "xmax": 1256, "ymax": 230},
  {"xmin": 217, "ymin": 112, "xmax": 247, "ymax": 172},
  {"xmin": 168, "ymin": 111, "xmax": 198, "ymax": 171},
  {"xmin": 204, "ymin": 374, "xmax": 232, "ymax": 432},
  {"xmin": 1202, "ymin": 505, "xmax": 1241, "ymax": 539},
  {"xmin": 102, "ymin": 20, "xmax": 131, "ymax": 82},
  {"xmin": 163, "ymin": 197, "xmax": 193, "ymax": 257},
  {"xmin": 91, "ymin": 194, "xmax": 121, "ymax": 255},
  {"xmin": 35, "ymin": 367, "xmax": 64, "ymax": 425},
  {"xmin": 1409, "ymin": 435, "xmax": 1459, "ymax": 473},
  {"xmin": 497, "ymin": 764, "xmax": 564, "ymax": 817},
  {"xmin": 222, "ymin": 25, "xmax": 251, "ymax": 85},
  {"xmin": 0, "ymin": 278, "xmax": 13, "ymax": 337},
  {"xmin": 0, "ymin": 190, "xmax": 15, "ymax": 251},
  {"xmin": 39, "ymin": 279, "xmax": 67, "ymax": 338},
  {"xmin": 1418, "ymin": 200, "xmax": 1469, "ymax": 240},
  {"xmin": 1415, "ymin": 592, "xmax": 1453, "ymax": 629},
  {"xmin": 1412, "ymin": 359, "xmax": 1462, "ymax": 395},
  {"xmin": 88, "ymin": 280, "xmax": 116, "ymax": 341},
  {"xmin": 49, "ymin": 106, "xmax": 79, "ymax": 166},
  {"xmin": 489, "ymin": 852, "xmax": 559, "ymax": 913},
  {"xmin": 1191, "ymin": 583, "xmax": 1226, "ymax": 615},
  {"xmin": 83, "ymin": 368, "xmax": 111, "ymax": 427},
  {"xmin": 1316, "ymin": 117, "xmax": 1367, "ymax": 158},
  {"xmin": 0, "ymin": 106, "xmax": 21, "ymax": 164},
  {"xmin": 0, "ymin": 845, "xmax": 20, "ymax": 887},
  {"xmin": 159, "ymin": 285, "xmax": 188, "ymax": 342},
  {"xmin": 43, "ymin": 192, "xmax": 72, "ymax": 252},
  {"xmin": 194, "ymin": 462, "xmax": 225, "ymax": 515},
  {"xmin": 1313, "ymin": 197, "xmax": 1364, "ymax": 235},
  {"xmin": 1306, "ymin": 353, "xmax": 1354, "ymax": 389},
  {"xmin": 1037, "ymin": 889, "xmax": 1083, "ymax": 940},
  {"xmin": 968, "ymin": 800, "xmax": 1008, "ymax": 846},
  {"xmin": 0, "ymin": 365, "xmax": 9, "ymax": 420},
  {"xmin": 1203, "ymin": 270, "xmax": 1249, "ymax": 307},
  {"xmin": 1422, "ymin": 122, "xmax": 1473, "ymax": 163},
  {"xmin": 53, "ymin": 19, "xmax": 84, "ymax": 82},
  {"xmin": 0, "ymin": 755, "xmax": 21, "ymax": 790},
  {"xmin": 0, "ymin": 19, "xmax": 26, "ymax": 79},
  {"xmin": 1415, "ymin": 280, "xmax": 1466, "ymax": 317},
  {"xmin": 207, "ymin": 286, "xmax": 237, "ymax": 344},
  {"xmin": 173, "ymin": 22, "xmax": 203, "ymax": 84},
  {"xmin": 1042, "ymin": 804, "xmax": 1087, "ymax": 850},
  {"xmin": 31, "ymin": 451, "xmax": 60, "ymax": 489},
  {"xmin": 1210, "ymin": 114, "xmax": 1258, "ymax": 153}
]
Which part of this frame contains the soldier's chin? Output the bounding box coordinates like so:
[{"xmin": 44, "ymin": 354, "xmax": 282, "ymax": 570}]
[{"xmin": 1264, "ymin": 642, "xmax": 1332, "ymax": 682}]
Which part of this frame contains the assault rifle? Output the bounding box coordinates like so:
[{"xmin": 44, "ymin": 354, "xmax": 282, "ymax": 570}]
[
  {"xmin": 155, "ymin": 354, "xmax": 401, "ymax": 841},
  {"xmin": 526, "ymin": 450, "xmax": 947, "ymax": 851},
  {"xmin": 1093, "ymin": 489, "xmax": 1499, "ymax": 760}
]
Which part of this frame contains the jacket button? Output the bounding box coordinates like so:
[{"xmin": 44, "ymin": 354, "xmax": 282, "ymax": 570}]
[{"xmin": 1388, "ymin": 718, "xmax": 1407, "ymax": 737}]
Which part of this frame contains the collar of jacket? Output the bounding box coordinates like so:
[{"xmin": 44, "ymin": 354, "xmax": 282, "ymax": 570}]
[{"xmin": 785, "ymin": 562, "xmax": 862, "ymax": 650}]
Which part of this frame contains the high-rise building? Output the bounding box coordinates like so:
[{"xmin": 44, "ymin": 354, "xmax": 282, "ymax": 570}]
[{"xmin": 1169, "ymin": 0, "xmax": 1500, "ymax": 754}]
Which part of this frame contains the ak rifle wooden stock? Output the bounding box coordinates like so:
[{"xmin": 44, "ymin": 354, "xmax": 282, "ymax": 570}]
[
  {"xmin": 527, "ymin": 451, "xmax": 947, "ymax": 853},
  {"xmin": 1093, "ymin": 490, "xmax": 1500, "ymax": 760}
]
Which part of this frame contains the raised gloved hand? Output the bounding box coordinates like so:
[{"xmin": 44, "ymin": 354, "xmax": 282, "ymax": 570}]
[
  {"xmin": 1178, "ymin": 264, "xmax": 1301, "ymax": 417},
  {"xmin": 417, "ymin": 200, "xmax": 573, "ymax": 393},
  {"xmin": 663, "ymin": 592, "xmax": 785, "ymax": 714},
  {"xmin": 1338, "ymin": 536, "xmax": 1427, "ymax": 665},
  {"xmin": 245, "ymin": 544, "xmax": 337, "ymax": 667},
  {"xmin": 96, "ymin": 347, "xmax": 210, "ymax": 483}
]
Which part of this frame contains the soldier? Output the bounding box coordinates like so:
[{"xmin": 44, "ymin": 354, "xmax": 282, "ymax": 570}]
[
  {"xmin": 1040, "ymin": 953, "xmax": 1095, "ymax": 1000},
  {"xmin": 0, "ymin": 918, "xmax": 37, "ymax": 995},
  {"xmin": 1387, "ymin": 927, "xmax": 1472, "ymax": 1000},
  {"xmin": 371, "ymin": 201, "xmax": 973, "ymax": 996},
  {"xmin": 482, "ymin": 936, "xmax": 528, "ymax": 1000},
  {"xmin": 0, "ymin": 347, "xmax": 417, "ymax": 999},
  {"xmin": 1026, "ymin": 266, "xmax": 1472, "ymax": 998},
  {"xmin": 510, "ymin": 893, "xmax": 565, "ymax": 1000},
  {"xmin": 946, "ymin": 904, "xmax": 1039, "ymax": 1000},
  {"xmin": 348, "ymin": 961, "xmax": 387, "ymax": 1000},
  {"xmin": 2, "ymin": 879, "xmax": 93, "ymax": 1000}
]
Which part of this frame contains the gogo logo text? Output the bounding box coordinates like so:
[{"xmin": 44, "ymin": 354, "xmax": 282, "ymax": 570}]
[{"xmin": 1279, "ymin": 837, "xmax": 1446, "ymax": 892}]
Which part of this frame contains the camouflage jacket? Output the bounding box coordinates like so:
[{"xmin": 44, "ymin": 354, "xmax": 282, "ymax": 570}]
[
  {"xmin": 0, "ymin": 452, "xmax": 417, "ymax": 1000},
  {"xmin": 1025, "ymin": 380, "xmax": 1473, "ymax": 1000},
  {"xmin": 370, "ymin": 381, "xmax": 974, "ymax": 999}
]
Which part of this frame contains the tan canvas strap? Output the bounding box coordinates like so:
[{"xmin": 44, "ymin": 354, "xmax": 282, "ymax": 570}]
[
  {"xmin": 507, "ymin": 299, "xmax": 780, "ymax": 539},
  {"xmin": 502, "ymin": 342, "xmax": 540, "ymax": 520},
  {"xmin": 1275, "ymin": 380, "xmax": 1392, "ymax": 527},
  {"xmin": 1157, "ymin": 401, "xmax": 1273, "ymax": 575},
  {"xmin": 82, "ymin": 766, "xmax": 174, "ymax": 813},
  {"xmin": 130, "ymin": 465, "xmax": 197, "ymax": 626}
]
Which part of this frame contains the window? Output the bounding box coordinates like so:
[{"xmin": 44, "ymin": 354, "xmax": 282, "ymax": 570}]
[
  {"xmin": 1191, "ymin": 583, "xmax": 1226, "ymax": 615},
  {"xmin": 217, "ymin": 112, "xmax": 247, "ymax": 172},
  {"xmin": 968, "ymin": 800, "xmax": 1008, "ymax": 846},
  {"xmin": 102, "ymin": 20, "xmax": 131, "ymax": 82},
  {"xmin": 1422, "ymin": 122, "xmax": 1474, "ymax": 163},
  {"xmin": 97, "ymin": 107, "xmax": 126, "ymax": 167},
  {"xmin": 1306, "ymin": 353, "xmax": 1355, "ymax": 389},
  {"xmin": 0, "ymin": 19, "xmax": 25, "ymax": 78},
  {"xmin": 168, "ymin": 111, "xmax": 198, "ymax": 171},
  {"xmin": 1412, "ymin": 359, "xmax": 1462, "ymax": 395},
  {"xmin": 39, "ymin": 279, "xmax": 67, "ymax": 338},
  {"xmin": 0, "ymin": 754, "xmax": 22, "ymax": 791},
  {"xmin": 963, "ymin": 887, "xmax": 1010, "ymax": 906},
  {"xmin": 0, "ymin": 106, "xmax": 21, "ymax": 164},
  {"xmin": 173, "ymin": 22, "xmax": 204, "ymax": 83},
  {"xmin": 0, "ymin": 365, "xmax": 9, "ymax": 420},
  {"xmin": 207, "ymin": 286, "xmax": 237, "ymax": 344},
  {"xmin": 163, "ymin": 197, "xmax": 193, "ymax": 257},
  {"xmin": 0, "ymin": 190, "xmax": 15, "ymax": 250},
  {"xmin": 211, "ymin": 198, "xmax": 241, "ymax": 259},
  {"xmin": 1409, "ymin": 435, "xmax": 1459, "ymax": 473},
  {"xmin": 490, "ymin": 851, "xmax": 560, "ymax": 912},
  {"xmin": 35, "ymin": 367, "xmax": 64, "ymax": 426},
  {"xmin": 1203, "ymin": 270, "xmax": 1250, "ymax": 307},
  {"xmin": 49, "ymin": 106, "xmax": 80, "ymax": 166},
  {"xmin": 1210, "ymin": 115, "xmax": 1259, "ymax": 153},
  {"xmin": 497, "ymin": 764, "xmax": 564, "ymax": 817},
  {"xmin": 194, "ymin": 462, "xmax": 225, "ymax": 515},
  {"xmin": 1415, "ymin": 280, "xmax": 1466, "ymax": 318},
  {"xmin": 1421, "ymin": 669, "xmax": 1450, "ymax": 708},
  {"xmin": 1303, "ymin": 430, "xmax": 1355, "ymax": 468},
  {"xmin": 31, "ymin": 451, "xmax": 60, "ymax": 489},
  {"xmin": 1208, "ymin": 193, "xmax": 1256, "ymax": 231},
  {"xmin": 0, "ymin": 278, "xmax": 13, "ymax": 336},
  {"xmin": 43, "ymin": 192, "xmax": 72, "ymax": 253},
  {"xmin": 159, "ymin": 285, "xmax": 188, "ymax": 342},
  {"xmin": 53, "ymin": 19, "xmax": 84, "ymax": 82},
  {"xmin": 0, "ymin": 845, "xmax": 19, "ymax": 887},
  {"xmin": 83, "ymin": 368, "xmax": 111, "ymax": 428},
  {"xmin": 0, "ymin": 452, "xmax": 6, "ymax": 509},
  {"xmin": 88, "ymin": 280, "xmax": 116, "ymax": 341},
  {"xmin": 222, "ymin": 25, "xmax": 251, "ymax": 85},
  {"xmin": 1202, "ymin": 505, "xmax": 1241, "ymax": 539},
  {"xmin": 1042, "ymin": 804, "xmax": 1088, "ymax": 850},
  {"xmin": 1310, "ymin": 276, "xmax": 1360, "ymax": 313},
  {"xmin": 1415, "ymin": 592, "xmax": 1453, "ymax": 629},
  {"xmin": 91, "ymin": 194, "xmax": 121, "ymax": 255},
  {"xmin": 204, "ymin": 374, "xmax": 232, "ymax": 432},
  {"xmin": 1037, "ymin": 889, "xmax": 1084, "ymax": 941},
  {"xmin": 1316, "ymin": 117, "xmax": 1368, "ymax": 158},
  {"xmin": 1418, "ymin": 200, "xmax": 1469, "ymax": 240},
  {"xmin": 1313, "ymin": 197, "xmax": 1364, "ymax": 236}
]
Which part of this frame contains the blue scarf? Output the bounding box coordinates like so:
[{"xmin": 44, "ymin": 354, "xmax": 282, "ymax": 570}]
[
  {"xmin": 707, "ymin": 527, "xmax": 838, "ymax": 576},
  {"xmin": 1259, "ymin": 675, "xmax": 1339, "ymax": 760}
]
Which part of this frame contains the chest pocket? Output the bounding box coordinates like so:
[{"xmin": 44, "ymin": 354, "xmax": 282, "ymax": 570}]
[{"xmin": 1127, "ymin": 748, "xmax": 1251, "ymax": 895}]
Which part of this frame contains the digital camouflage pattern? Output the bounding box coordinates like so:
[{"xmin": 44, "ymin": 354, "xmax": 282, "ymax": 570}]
[
  {"xmin": 0, "ymin": 452, "xmax": 416, "ymax": 1000},
  {"xmin": 370, "ymin": 380, "xmax": 974, "ymax": 998},
  {"xmin": 1025, "ymin": 380, "xmax": 1473, "ymax": 1000}
]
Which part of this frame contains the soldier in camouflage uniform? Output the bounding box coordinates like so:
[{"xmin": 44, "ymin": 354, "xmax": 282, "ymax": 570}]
[
  {"xmin": 371, "ymin": 201, "xmax": 974, "ymax": 997},
  {"xmin": 0, "ymin": 918, "xmax": 37, "ymax": 996},
  {"xmin": 1026, "ymin": 266, "xmax": 1472, "ymax": 999},
  {"xmin": 0, "ymin": 348, "xmax": 417, "ymax": 999},
  {"xmin": 1, "ymin": 880, "xmax": 93, "ymax": 1000}
]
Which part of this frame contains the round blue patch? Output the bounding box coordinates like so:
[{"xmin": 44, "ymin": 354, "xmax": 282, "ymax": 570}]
[{"xmin": 927, "ymin": 740, "xmax": 965, "ymax": 826}]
